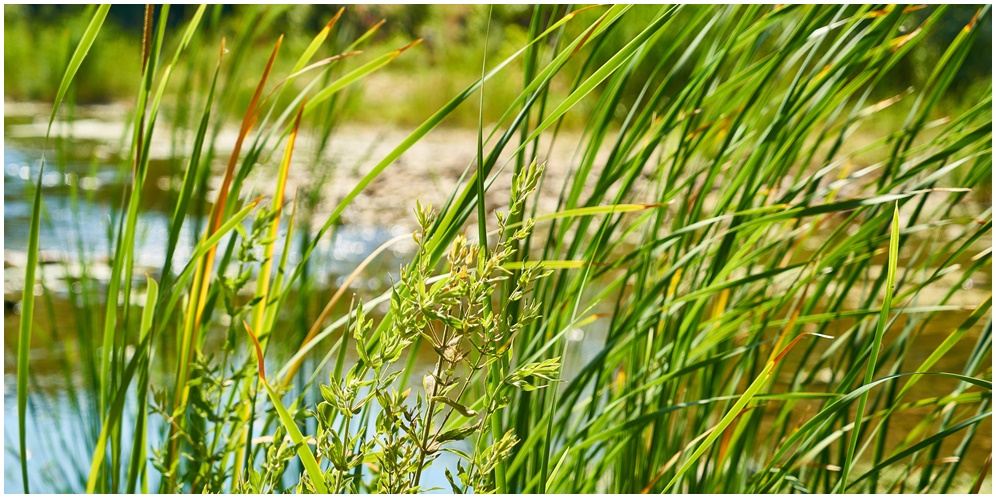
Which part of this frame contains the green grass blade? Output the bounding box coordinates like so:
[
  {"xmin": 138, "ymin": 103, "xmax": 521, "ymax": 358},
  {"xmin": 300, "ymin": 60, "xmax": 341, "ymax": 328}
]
[
  {"xmin": 838, "ymin": 203, "xmax": 901, "ymax": 490},
  {"xmin": 848, "ymin": 411, "xmax": 993, "ymax": 489},
  {"xmin": 125, "ymin": 276, "xmax": 158, "ymax": 493},
  {"xmin": 663, "ymin": 333, "xmax": 824, "ymax": 492},
  {"xmin": 85, "ymin": 331, "xmax": 155, "ymax": 493},
  {"xmin": 19, "ymin": 5, "xmax": 110, "ymax": 493},
  {"xmin": 16, "ymin": 155, "xmax": 44, "ymax": 495},
  {"xmin": 45, "ymin": 4, "xmax": 109, "ymax": 141},
  {"xmin": 244, "ymin": 322, "xmax": 329, "ymax": 493}
]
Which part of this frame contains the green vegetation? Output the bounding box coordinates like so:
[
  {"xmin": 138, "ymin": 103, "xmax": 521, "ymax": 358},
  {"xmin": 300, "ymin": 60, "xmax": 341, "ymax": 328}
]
[
  {"xmin": 10, "ymin": 4, "xmax": 992, "ymax": 494},
  {"xmin": 5, "ymin": 4, "xmax": 992, "ymax": 126}
]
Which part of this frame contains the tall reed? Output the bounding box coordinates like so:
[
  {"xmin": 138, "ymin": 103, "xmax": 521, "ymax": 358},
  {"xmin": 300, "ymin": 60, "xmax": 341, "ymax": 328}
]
[{"xmin": 14, "ymin": 4, "xmax": 991, "ymax": 493}]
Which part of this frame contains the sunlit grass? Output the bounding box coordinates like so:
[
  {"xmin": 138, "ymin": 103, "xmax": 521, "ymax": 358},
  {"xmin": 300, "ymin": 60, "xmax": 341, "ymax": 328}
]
[{"xmin": 12, "ymin": 4, "xmax": 991, "ymax": 494}]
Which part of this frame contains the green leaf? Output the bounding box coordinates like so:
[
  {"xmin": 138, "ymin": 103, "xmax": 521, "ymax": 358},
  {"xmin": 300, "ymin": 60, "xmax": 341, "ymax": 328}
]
[
  {"xmin": 839, "ymin": 203, "xmax": 901, "ymax": 490},
  {"xmin": 22, "ymin": 5, "xmax": 110, "ymax": 493}
]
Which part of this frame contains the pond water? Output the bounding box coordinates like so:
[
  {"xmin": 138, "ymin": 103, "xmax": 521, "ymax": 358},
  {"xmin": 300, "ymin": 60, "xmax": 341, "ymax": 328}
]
[
  {"xmin": 1, "ymin": 130, "xmax": 612, "ymax": 493},
  {"xmin": 3, "ymin": 110, "xmax": 991, "ymax": 493},
  {"xmin": 0, "ymin": 134, "xmax": 441, "ymax": 492}
]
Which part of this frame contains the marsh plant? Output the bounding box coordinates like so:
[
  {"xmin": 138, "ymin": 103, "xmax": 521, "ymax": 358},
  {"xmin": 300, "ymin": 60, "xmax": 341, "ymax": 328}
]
[
  {"xmin": 12, "ymin": 4, "xmax": 992, "ymax": 495},
  {"xmin": 233, "ymin": 162, "xmax": 557, "ymax": 493}
]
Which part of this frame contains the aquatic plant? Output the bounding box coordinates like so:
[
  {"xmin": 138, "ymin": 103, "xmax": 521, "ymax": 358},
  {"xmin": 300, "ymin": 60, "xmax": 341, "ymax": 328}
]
[{"xmin": 12, "ymin": 4, "xmax": 991, "ymax": 494}]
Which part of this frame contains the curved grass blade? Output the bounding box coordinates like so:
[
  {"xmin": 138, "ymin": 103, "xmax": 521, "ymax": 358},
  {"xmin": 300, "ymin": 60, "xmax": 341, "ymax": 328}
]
[
  {"xmin": 847, "ymin": 411, "xmax": 993, "ymax": 489},
  {"xmin": 244, "ymin": 322, "xmax": 329, "ymax": 493},
  {"xmin": 16, "ymin": 147, "xmax": 44, "ymax": 495},
  {"xmin": 663, "ymin": 333, "xmax": 828, "ymax": 492},
  {"xmin": 44, "ymin": 5, "xmax": 110, "ymax": 141},
  {"xmin": 756, "ymin": 372, "xmax": 991, "ymax": 493},
  {"xmin": 18, "ymin": 5, "xmax": 109, "ymax": 493}
]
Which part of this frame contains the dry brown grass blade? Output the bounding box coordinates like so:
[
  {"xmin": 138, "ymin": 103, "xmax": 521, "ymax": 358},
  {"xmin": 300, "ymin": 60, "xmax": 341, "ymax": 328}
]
[
  {"xmin": 211, "ymin": 34, "xmax": 283, "ymax": 236},
  {"xmin": 766, "ymin": 278, "xmax": 812, "ymax": 363},
  {"xmin": 325, "ymin": 7, "xmax": 344, "ymax": 32},
  {"xmin": 395, "ymin": 38, "xmax": 424, "ymax": 55},
  {"xmin": 285, "ymin": 52, "xmax": 363, "ymax": 81},
  {"xmin": 258, "ymin": 51, "xmax": 364, "ymax": 109},
  {"xmin": 571, "ymin": 17, "xmax": 604, "ymax": 57},
  {"xmin": 773, "ymin": 331, "xmax": 830, "ymax": 366},
  {"xmin": 243, "ymin": 320, "xmax": 266, "ymax": 379},
  {"xmin": 970, "ymin": 453, "xmax": 991, "ymax": 494},
  {"xmin": 191, "ymin": 35, "xmax": 283, "ymax": 335}
]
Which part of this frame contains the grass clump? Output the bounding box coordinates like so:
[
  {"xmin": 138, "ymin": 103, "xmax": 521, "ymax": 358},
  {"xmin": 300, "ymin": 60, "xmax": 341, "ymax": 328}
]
[{"xmin": 11, "ymin": 4, "xmax": 992, "ymax": 494}]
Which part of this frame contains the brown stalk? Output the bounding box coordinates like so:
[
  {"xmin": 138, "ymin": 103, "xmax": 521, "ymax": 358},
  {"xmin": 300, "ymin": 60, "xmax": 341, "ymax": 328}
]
[
  {"xmin": 142, "ymin": 5, "xmax": 153, "ymax": 74},
  {"xmin": 970, "ymin": 453, "xmax": 991, "ymax": 494},
  {"xmin": 133, "ymin": 5, "xmax": 154, "ymax": 177},
  {"xmin": 189, "ymin": 35, "xmax": 283, "ymax": 340}
]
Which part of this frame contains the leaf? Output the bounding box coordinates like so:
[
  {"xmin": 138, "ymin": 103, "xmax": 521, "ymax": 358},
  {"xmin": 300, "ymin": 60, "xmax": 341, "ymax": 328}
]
[
  {"xmin": 244, "ymin": 322, "xmax": 328, "ymax": 493},
  {"xmin": 839, "ymin": 203, "xmax": 902, "ymax": 489},
  {"xmin": 432, "ymin": 396, "xmax": 479, "ymax": 418},
  {"xmin": 445, "ymin": 467, "xmax": 464, "ymax": 493},
  {"xmin": 663, "ymin": 333, "xmax": 827, "ymax": 492},
  {"xmin": 46, "ymin": 5, "xmax": 110, "ymax": 140},
  {"xmin": 23, "ymin": 5, "xmax": 110, "ymax": 493},
  {"xmin": 435, "ymin": 421, "xmax": 482, "ymax": 445}
]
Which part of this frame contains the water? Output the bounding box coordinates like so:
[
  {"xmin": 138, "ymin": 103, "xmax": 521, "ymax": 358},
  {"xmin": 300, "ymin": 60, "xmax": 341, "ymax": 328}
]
[
  {"xmin": 2, "ymin": 133, "xmax": 604, "ymax": 493},
  {"xmin": 1, "ymin": 133, "xmax": 428, "ymax": 492},
  {"xmin": 4, "ymin": 112, "xmax": 991, "ymax": 492}
]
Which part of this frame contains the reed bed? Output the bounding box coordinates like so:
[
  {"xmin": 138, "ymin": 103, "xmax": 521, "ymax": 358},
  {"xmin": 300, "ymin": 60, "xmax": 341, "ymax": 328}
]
[{"xmin": 12, "ymin": 4, "xmax": 992, "ymax": 493}]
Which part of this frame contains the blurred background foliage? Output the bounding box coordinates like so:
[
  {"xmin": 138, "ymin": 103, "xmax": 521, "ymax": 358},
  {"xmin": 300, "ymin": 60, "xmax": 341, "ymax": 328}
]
[{"xmin": 4, "ymin": 4, "xmax": 992, "ymax": 127}]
